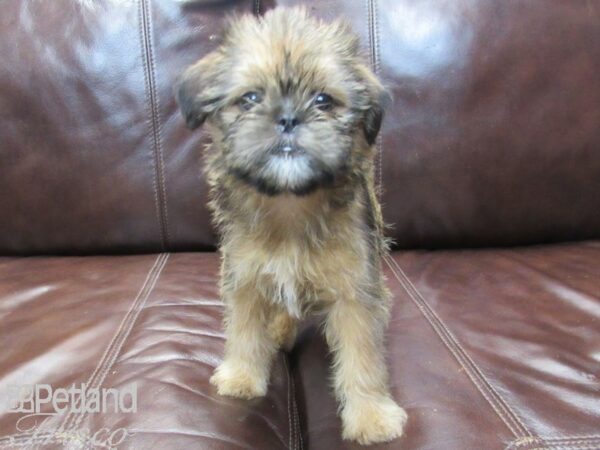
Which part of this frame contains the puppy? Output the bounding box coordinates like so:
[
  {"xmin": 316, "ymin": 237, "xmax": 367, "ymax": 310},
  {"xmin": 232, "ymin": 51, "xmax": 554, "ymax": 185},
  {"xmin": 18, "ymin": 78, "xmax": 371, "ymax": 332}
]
[{"xmin": 175, "ymin": 7, "xmax": 406, "ymax": 445}]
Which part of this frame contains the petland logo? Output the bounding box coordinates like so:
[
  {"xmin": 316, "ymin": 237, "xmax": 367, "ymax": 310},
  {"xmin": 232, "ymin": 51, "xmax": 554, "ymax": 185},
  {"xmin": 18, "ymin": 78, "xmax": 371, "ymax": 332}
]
[{"xmin": 6, "ymin": 383, "xmax": 137, "ymax": 414}]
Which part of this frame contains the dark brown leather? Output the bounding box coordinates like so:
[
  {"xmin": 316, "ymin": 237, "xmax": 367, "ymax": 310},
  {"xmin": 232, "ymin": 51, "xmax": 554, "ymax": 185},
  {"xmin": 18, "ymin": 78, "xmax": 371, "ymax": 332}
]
[
  {"xmin": 292, "ymin": 241, "xmax": 600, "ymax": 449},
  {"xmin": 1, "ymin": 2, "xmax": 600, "ymax": 450},
  {"xmin": 2, "ymin": 1, "xmax": 600, "ymax": 254},
  {"xmin": 277, "ymin": 0, "xmax": 600, "ymax": 248},
  {"xmin": 1, "ymin": 245, "xmax": 598, "ymax": 449},
  {"xmin": 0, "ymin": 0, "xmax": 254, "ymax": 255},
  {"xmin": 0, "ymin": 253, "xmax": 301, "ymax": 449}
]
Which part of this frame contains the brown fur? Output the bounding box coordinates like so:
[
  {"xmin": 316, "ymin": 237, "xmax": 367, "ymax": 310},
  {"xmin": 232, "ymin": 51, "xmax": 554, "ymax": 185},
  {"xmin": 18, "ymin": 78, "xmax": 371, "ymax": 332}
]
[{"xmin": 176, "ymin": 7, "xmax": 406, "ymax": 445}]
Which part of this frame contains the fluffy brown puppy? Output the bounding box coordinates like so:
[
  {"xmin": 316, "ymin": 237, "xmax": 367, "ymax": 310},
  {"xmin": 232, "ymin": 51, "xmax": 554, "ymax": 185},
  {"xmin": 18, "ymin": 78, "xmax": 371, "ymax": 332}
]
[{"xmin": 175, "ymin": 7, "xmax": 406, "ymax": 445}]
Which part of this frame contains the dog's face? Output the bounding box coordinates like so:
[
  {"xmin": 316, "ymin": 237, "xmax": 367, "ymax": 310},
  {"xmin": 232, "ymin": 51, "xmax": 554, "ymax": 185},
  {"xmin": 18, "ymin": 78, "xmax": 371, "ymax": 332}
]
[{"xmin": 176, "ymin": 8, "xmax": 387, "ymax": 196}]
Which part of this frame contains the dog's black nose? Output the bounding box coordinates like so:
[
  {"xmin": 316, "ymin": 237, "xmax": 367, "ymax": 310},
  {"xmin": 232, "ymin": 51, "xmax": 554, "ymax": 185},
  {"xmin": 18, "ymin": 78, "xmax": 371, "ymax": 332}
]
[{"xmin": 277, "ymin": 115, "xmax": 299, "ymax": 133}]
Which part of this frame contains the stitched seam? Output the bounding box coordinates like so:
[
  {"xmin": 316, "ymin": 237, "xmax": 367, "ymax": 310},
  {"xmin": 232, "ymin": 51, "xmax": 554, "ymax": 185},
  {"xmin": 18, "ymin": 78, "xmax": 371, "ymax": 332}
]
[
  {"xmin": 391, "ymin": 255, "xmax": 533, "ymax": 435},
  {"xmin": 283, "ymin": 353, "xmax": 294, "ymax": 450},
  {"xmin": 3, "ymin": 433, "xmax": 51, "ymax": 442},
  {"xmin": 506, "ymin": 437, "xmax": 546, "ymax": 450},
  {"xmin": 513, "ymin": 445, "xmax": 600, "ymax": 450},
  {"xmin": 57, "ymin": 252, "xmax": 163, "ymax": 432},
  {"xmin": 0, "ymin": 435, "xmax": 56, "ymax": 448},
  {"xmin": 139, "ymin": 0, "xmax": 170, "ymax": 251},
  {"xmin": 384, "ymin": 255, "xmax": 531, "ymax": 438},
  {"xmin": 533, "ymin": 446, "xmax": 600, "ymax": 450},
  {"xmin": 146, "ymin": 0, "xmax": 171, "ymax": 250},
  {"xmin": 0, "ymin": 435, "xmax": 36, "ymax": 445},
  {"xmin": 283, "ymin": 352, "xmax": 304, "ymax": 450},
  {"xmin": 138, "ymin": 0, "xmax": 163, "ymax": 250},
  {"xmin": 386, "ymin": 255, "xmax": 531, "ymax": 436},
  {"xmin": 0, "ymin": 433, "xmax": 51, "ymax": 446},
  {"xmin": 0, "ymin": 254, "xmax": 165, "ymax": 444},
  {"xmin": 507, "ymin": 437, "xmax": 600, "ymax": 450},
  {"xmin": 0, "ymin": 433, "xmax": 74, "ymax": 447},
  {"xmin": 254, "ymin": 0, "xmax": 261, "ymax": 16},
  {"xmin": 0, "ymin": 255, "xmax": 167, "ymax": 446},
  {"xmin": 374, "ymin": 0, "xmax": 383, "ymax": 195},
  {"xmin": 506, "ymin": 437, "xmax": 548, "ymax": 450},
  {"xmin": 366, "ymin": 0, "xmax": 383, "ymax": 197},
  {"xmin": 294, "ymin": 381, "xmax": 303, "ymax": 450},
  {"xmin": 289, "ymin": 354, "xmax": 303, "ymax": 450},
  {"xmin": 68, "ymin": 253, "xmax": 169, "ymax": 432},
  {"xmin": 59, "ymin": 253, "xmax": 169, "ymax": 432}
]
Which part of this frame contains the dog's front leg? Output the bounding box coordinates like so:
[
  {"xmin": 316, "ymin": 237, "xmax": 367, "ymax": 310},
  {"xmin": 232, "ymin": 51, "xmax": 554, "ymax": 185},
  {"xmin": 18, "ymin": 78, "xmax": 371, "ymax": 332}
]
[
  {"xmin": 210, "ymin": 284, "xmax": 278, "ymax": 399},
  {"xmin": 324, "ymin": 293, "xmax": 407, "ymax": 445}
]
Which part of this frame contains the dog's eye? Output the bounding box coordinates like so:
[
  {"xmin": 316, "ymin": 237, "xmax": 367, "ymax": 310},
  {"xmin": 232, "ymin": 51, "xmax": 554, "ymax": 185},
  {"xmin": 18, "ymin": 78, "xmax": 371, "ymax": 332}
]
[
  {"xmin": 240, "ymin": 91, "xmax": 263, "ymax": 110},
  {"xmin": 314, "ymin": 93, "xmax": 334, "ymax": 111}
]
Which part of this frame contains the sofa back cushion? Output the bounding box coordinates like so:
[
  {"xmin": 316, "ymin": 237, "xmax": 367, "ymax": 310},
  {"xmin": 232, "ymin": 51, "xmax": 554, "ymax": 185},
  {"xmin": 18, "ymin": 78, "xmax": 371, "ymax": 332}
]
[
  {"xmin": 1, "ymin": 0, "xmax": 599, "ymax": 254},
  {"xmin": 371, "ymin": 0, "xmax": 600, "ymax": 248},
  {"xmin": 0, "ymin": 0, "xmax": 236, "ymax": 254}
]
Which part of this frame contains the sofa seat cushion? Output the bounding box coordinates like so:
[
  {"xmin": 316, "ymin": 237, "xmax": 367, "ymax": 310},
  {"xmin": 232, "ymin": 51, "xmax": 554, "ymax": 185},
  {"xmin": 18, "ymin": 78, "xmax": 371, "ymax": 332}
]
[
  {"xmin": 292, "ymin": 241, "xmax": 600, "ymax": 450},
  {"xmin": 0, "ymin": 253, "xmax": 301, "ymax": 450}
]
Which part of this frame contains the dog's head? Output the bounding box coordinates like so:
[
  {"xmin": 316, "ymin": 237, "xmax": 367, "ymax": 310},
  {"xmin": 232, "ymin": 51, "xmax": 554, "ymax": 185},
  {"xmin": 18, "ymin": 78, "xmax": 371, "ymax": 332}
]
[{"xmin": 176, "ymin": 7, "xmax": 388, "ymax": 196}]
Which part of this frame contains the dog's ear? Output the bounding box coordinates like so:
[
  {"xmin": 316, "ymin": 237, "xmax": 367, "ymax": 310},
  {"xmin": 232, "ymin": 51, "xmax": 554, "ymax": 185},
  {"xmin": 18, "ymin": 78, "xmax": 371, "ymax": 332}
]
[
  {"xmin": 355, "ymin": 64, "xmax": 391, "ymax": 145},
  {"xmin": 174, "ymin": 51, "xmax": 227, "ymax": 130}
]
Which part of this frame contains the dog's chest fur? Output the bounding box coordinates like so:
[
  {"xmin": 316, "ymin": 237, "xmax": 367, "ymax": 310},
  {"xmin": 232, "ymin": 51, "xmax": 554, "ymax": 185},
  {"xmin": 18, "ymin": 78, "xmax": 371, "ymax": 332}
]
[{"xmin": 224, "ymin": 193, "xmax": 365, "ymax": 318}]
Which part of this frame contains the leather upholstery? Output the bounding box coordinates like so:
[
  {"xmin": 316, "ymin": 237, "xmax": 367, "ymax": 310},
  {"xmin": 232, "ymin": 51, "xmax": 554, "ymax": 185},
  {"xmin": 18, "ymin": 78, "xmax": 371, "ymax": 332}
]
[
  {"xmin": 0, "ymin": 0, "xmax": 241, "ymax": 254},
  {"xmin": 292, "ymin": 241, "xmax": 600, "ymax": 449},
  {"xmin": 0, "ymin": 1, "xmax": 599, "ymax": 450},
  {"xmin": 0, "ymin": 253, "xmax": 301, "ymax": 449},
  {"xmin": 1, "ymin": 243, "xmax": 598, "ymax": 449},
  {"xmin": 1, "ymin": 0, "xmax": 599, "ymax": 254}
]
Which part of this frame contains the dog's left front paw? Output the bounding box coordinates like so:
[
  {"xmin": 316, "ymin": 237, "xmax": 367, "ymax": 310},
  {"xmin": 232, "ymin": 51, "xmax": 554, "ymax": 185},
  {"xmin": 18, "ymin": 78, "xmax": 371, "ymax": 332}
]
[
  {"xmin": 341, "ymin": 396, "xmax": 407, "ymax": 445},
  {"xmin": 209, "ymin": 362, "xmax": 268, "ymax": 399}
]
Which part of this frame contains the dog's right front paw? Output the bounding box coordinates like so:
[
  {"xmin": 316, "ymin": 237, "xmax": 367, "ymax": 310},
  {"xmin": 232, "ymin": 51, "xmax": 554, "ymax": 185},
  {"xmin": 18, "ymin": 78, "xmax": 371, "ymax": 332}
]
[
  {"xmin": 341, "ymin": 396, "xmax": 407, "ymax": 445},
  {"xmin": 209, "ymin": 362, "xmax": 268, "ymax": 399}
]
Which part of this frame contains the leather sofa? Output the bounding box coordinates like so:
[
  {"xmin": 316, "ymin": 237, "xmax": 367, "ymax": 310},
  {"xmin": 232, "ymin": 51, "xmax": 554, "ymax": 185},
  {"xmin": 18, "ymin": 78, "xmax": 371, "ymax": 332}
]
[{"xmin": 1, "ymin": 1, "xmax": 598, "ymax": 449}]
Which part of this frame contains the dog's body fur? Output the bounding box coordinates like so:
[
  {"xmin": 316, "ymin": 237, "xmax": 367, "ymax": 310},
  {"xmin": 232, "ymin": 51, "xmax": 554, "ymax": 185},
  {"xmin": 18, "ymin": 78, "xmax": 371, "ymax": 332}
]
[{"xmin": 176, "ymin": 8, "xmax": 406, "ymax": 445}]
